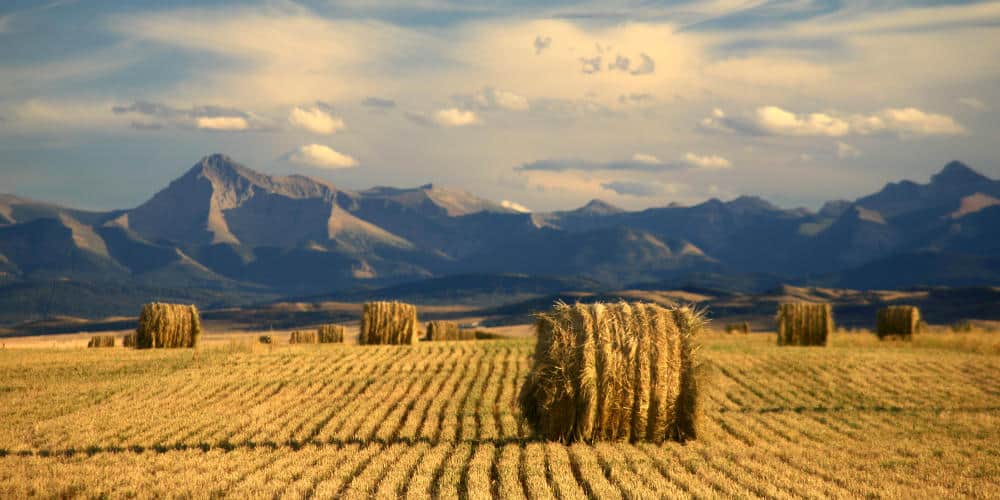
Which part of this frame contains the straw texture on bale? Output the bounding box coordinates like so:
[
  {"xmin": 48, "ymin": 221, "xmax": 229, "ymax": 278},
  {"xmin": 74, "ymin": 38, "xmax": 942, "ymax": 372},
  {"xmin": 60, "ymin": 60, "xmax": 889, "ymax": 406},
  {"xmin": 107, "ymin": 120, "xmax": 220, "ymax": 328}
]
[
  {"xmin": 426, "ymin": 321, "xmax": 460, "ymax": 341},
  {"xmin": 360, "ymin": 301, "xmax": 418, "ymax": 345},
  {"xmin": 317, "ymin": 324, "xmax": 345, "ymax": 343},
  {"xmin": 458, "ymin": 329, "xmax": 477, "ymax": 341},
  {"xmin": 289, "ymin": 331, "xmax": 318, "ymax": 344},
  {"xmin": 519, "ymin": 301, "xmax": 704, "ymax": 443},
  {"xmin": 876, "ymin": 306, "xmax": 921, "ymax": 340},
  {"xmin": 122, "ymin": 333, "xmax": 136, "ymax": 348},
  {"xmin": 135, "ymin": 303, "xmax": 201, "ymax": 349},
  {"xmin": 776, "ymin": 303, "xmax": 833, "ymax": 346},
  {"xmin": 87, "ymin": 335, "xmax": 115, "ymax": 348}
]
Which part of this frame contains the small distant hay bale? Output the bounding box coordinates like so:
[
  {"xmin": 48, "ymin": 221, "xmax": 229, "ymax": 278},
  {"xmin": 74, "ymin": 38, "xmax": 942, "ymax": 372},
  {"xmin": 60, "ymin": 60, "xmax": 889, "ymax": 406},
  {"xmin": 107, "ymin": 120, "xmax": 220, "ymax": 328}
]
[
  {"xmin": 776, "ymin": 303, "xmax": 832, "ymax": 346},
  {"xmin": 258, "ymin": 335, "xmax": 273, "ymax": 344},
  {"xmin": 724, "ymin": 322, "xmax": 751, "ymax": 334},
  {"xmin": 360, "ymin": 301, "xmax": 418, "ymax": 345},
  {"xmin": 876, "ymin": 306, "xmax": 921, "ymax": 340},
  {"xmin": 317, "ymin": 324, "xmax": 345, "ymax": 343},
  {"xmin": 135, "ymin": 303, "xmax": 201, "ymax": 349},
  {"xmin": 426, "ymin": 321, "xmax": 460, "ymax": 341},
  {"xmin": 122, "ymin": 333, "xmax": 136, "ymax": 348},
  {"xmin": 519, "ymin": 301, "xmax": 704, "ymax": 443},
  {"xmin": 87, "ymin": 335, "xmax": 115, "ymax": 348},
  {"xmin": 289, "ymin": 331, "xmax": 318, "ymax": 344}
]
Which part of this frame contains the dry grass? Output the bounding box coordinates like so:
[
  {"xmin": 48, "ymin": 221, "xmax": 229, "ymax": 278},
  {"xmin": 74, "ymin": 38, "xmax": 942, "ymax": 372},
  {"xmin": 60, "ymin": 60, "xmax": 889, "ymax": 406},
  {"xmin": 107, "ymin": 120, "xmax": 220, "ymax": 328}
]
[
  {"xmin": 360, "ymin": 301, "xmax": 418, "ymax": 345},
  {"xmin": 135, "ymin": 303, "xmax": 201, "ymax": 349},
  {"xmin": 776, "ymin": 303, "xmax": 833, "ymax": 346},
  {"xmin": 316, "ymin": 324, "xmax": 345, "ymax": 344},
  {"xmin": 288, "ymin": 331, "xmax": 317, "ymax": 344},
  {"xmin": 425, "ymin": 320, "xmax": 459, "ymax": 341},
  {"xmin": 0, "ymin": 331, "xmax": 996, "ymax": 497},
  {"xmin": 519, "ymin": 301, "xmax": 704, "ymax": 443},
  {"xmin": 876, "ymin": 305, "xmax": 921, "ymax": 340},
  {"xmin": 86, "ymin": 335, "xmax": 115, "ymax": 348}
]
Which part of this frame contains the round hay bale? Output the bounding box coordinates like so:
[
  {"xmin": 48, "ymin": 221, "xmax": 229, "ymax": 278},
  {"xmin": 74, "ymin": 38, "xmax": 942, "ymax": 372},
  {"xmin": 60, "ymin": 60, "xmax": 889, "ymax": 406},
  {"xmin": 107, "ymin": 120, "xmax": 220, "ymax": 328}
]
[{"xmin": 520, "ymin": 301, "xmax": 703, "ymax": 443}]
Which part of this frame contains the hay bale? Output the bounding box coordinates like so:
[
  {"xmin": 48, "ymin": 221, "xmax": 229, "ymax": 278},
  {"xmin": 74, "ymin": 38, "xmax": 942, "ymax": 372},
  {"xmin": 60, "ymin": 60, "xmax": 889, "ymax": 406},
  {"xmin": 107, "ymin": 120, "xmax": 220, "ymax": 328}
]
[
  {"xmin": 87, "ymin": 335, "xmax": 115, "ymax": 348},
  {"xmin": 122, "ymin": 333, "xmax": 136, "ymax": 348},
  {"xmin": 258, "ymin": 335, "xmax": 273, "ymax": 344},
  {"xmin": 876, "ymin": 306, "xmax": 921, "ymax": 340},
  {"xmin": 135, "ymin": 303, "xmax": 201, "ymax": 349},
  {"xmin": 519, "ymin": 301, "xmax": 704, "ymax": 443},
  {"xmin": 458, "ymin": 329, "xmax": 477, "ymax": 341},
  {"xmin": 426, "ymin": 321, "xmax": 460, "ymax": 341},
  {"xmin": 317, "ymin": 324, "xmax": 345, "ymax": 343},
  {"xmin": 776, "ymin": 303, "xmax": 832, "ymax": 346},
  {"xmin": 360, "ymin": 301, "xmax": 418, "ymax": 345},
  {"xmin": 289, "ymin": 331, "xmax": 318, "ymax": 344},
  {"xmin": 724, "ymin": 322, "xmax": 751, "ymax": 334}
]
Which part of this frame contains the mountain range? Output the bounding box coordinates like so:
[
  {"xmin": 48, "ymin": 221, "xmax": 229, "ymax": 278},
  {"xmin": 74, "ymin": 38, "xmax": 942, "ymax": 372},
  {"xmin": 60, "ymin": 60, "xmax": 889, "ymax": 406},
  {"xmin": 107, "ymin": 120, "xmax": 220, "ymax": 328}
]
[{"xmin": 1, "ymin": 154, "xmax": 998, "ymax": 324}]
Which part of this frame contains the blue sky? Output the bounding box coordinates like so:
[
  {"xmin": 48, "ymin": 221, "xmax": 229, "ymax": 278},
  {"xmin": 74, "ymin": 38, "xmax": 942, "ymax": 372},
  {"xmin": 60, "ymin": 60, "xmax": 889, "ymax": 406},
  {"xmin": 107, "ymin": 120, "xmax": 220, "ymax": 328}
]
[{"xmin": 1, "ymin": 0, "xmax": 998, "ymax": 211}]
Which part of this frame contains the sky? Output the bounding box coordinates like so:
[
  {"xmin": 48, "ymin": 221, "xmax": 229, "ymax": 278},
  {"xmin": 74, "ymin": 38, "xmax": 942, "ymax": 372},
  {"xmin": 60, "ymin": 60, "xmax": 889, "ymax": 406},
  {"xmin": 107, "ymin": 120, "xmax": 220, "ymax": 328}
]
[{"xmin": 1, "ymin": 0, "xmax": 998, "ymax": 212}]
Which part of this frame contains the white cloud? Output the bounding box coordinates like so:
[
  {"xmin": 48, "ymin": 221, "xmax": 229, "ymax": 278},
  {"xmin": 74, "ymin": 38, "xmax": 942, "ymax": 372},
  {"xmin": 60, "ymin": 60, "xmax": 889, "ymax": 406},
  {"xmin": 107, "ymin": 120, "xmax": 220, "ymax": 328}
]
[
  {"xmin": 476, "ymin": 88, "xmax": 529, "ymax": 111},
  {"xmin": 702, "ymin": 106, "xmax": 964, "ymax": 138},
  {"xmin": 284, "ymin": 144, "xmax": 358, "ymax": 169},
  {"xmin": 195, "ymin": 116, "xmax": 249, "ymax": 130},
  {"xmin": 958, "ymin": 97, "xmax": 988, "ymax": 111},
  {"xmin": 755, "ymin": 106, "xmax": 851, "ymax": 137},
  {"xmin": 501, "ymin": 200, "xmax": 531, "ymax": 213},
  {"xmin": 434, "ymin": 108, "xmax": 479, "ymax": 127},
  {"xmin": 288, "ymin": 105, "xmax": 345, "ymax": 134},
  {"xmin": 631, "ymin": 153, "xmax": 662, "ymax": 165},
  {"xmin": 867, "ymin": 107, "xmax": 965, "ymax": 136},
  {"xmin": 683, "ymin": 152, "xmax": 731, "ymax": 169},
  {"xmin": 836, "ymin": 141, "xmax": 861, "ymax": 159}
]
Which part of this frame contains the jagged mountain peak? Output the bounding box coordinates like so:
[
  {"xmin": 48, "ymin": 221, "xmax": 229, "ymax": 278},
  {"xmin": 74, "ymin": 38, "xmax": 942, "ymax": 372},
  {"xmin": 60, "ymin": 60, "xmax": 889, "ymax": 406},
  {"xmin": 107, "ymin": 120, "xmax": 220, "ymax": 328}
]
[
  {"xmin": 573, "ymin": 199, "xmax": 625, "ymax": 215},
  {"xmin": 931, "ymin": 161, "xmax": 992, "ymax": 186}
]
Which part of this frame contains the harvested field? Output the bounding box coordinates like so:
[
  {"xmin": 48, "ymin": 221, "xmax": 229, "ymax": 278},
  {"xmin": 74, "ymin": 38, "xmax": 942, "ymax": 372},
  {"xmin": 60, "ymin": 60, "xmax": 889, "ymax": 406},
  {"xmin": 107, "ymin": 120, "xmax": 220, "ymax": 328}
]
[{"xmin": 0, "ymin": 331, "xmax": 996, "ymax": 497}]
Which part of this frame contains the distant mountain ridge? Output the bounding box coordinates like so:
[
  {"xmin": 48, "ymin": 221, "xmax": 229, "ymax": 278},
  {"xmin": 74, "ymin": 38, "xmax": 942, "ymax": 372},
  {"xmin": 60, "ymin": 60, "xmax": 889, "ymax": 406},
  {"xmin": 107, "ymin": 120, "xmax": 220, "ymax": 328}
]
[{"xmin": 0, "ymin": 154, "xmax": 997, "ymax": 324}]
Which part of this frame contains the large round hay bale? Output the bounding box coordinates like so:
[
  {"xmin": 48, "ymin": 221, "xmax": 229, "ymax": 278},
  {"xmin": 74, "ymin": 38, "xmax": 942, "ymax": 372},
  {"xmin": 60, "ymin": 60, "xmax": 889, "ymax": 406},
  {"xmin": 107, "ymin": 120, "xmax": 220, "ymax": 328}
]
[
  {"xmin": 317, "ymin": 324, "xmax": 345, "ymax": 343},
  {"xmin": 360, "ymin": 301, "xmax": 418, "ymax": 345},
  {"xmin": 876, "ymin": 306, "xmax": 921, "ymax": 340},
  {"xmin": 289, "ymin": 331, "xmax": 318, "ymax": 344},
  {"xmin": 776, "ymin": 303, "xmax": 832, "ymax": 346},
  {"xmin": 426, "ymin": 321, "xmax": 460, "ymax": 341},
  {"xmin": 135, "ymin": 303, "xmax": 201, "ymax": 349},
  {"xmin": 519, "ymin": 301, "xmax": 704, "ymax": 443},
  {"xmin": 87, "ymin": 335, "xmax": 115, "ymax": 348}
]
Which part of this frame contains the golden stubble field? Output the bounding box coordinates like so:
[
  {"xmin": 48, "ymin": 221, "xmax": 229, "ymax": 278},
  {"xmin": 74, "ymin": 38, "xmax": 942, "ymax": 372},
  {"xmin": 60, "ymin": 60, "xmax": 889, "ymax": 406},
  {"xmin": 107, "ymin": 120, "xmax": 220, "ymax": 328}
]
[{"xmin": 0, "ymin": 330, "xmax": 997, "ymax": 498}]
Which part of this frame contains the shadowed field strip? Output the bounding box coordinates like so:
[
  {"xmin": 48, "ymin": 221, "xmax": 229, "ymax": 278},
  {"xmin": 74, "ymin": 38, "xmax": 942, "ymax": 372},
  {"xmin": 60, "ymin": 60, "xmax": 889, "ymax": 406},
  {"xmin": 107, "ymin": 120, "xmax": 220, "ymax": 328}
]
[{"xmin": 0, "ymin": 335, "xmax": 998, "ymax": 498}]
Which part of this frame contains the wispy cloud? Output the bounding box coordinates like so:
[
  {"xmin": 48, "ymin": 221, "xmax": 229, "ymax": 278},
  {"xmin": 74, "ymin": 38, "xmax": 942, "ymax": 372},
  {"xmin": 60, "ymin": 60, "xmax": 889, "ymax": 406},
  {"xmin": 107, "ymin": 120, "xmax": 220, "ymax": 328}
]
[
  {"xmin": 433, "ymin": 108, "xmax": 479, "ymax": 127},
  {"xmin": 701, "ymin": 106, "xmax": 964, "ymax": 137},
  {"xmin": 112, "ymin": 100, "xmax": 271, "ymax": 131},
  {"xmin": 283, "ymin": 144, "xmax": 358, "ymax": 169},
  {"xmin": 518, "ymin": 156, "xmax": 682, "ymax": 173},
  {"xmin": 288, "ymin": 104, "xmax": 345, "ymax": 134}
]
